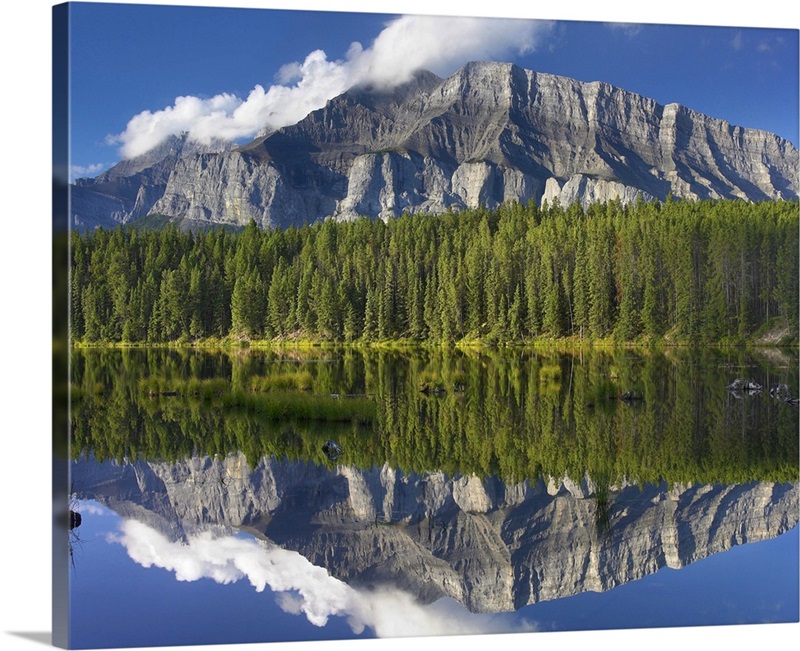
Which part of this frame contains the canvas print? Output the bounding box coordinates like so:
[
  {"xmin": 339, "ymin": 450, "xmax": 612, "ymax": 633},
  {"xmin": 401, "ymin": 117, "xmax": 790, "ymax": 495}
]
[{"xmin": 53, "ymin": 2, "xmax": 799, "ymax": 649}]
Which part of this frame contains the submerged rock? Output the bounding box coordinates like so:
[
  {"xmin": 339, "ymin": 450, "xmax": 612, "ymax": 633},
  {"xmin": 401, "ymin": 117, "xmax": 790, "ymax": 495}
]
[
  {"xmin": 420, "ymin": 383, "xmax": 447, "ymax": 396},
  {"xmin": 770, "ymin": 383, "xmax": 799, "ymax": 406},
  {"xmin": 726, "ymin": 378, "xmax": 763, "ymax": 393},
  {"xmin": 322, "ymin": 440, "xmax": 343, "ymax": 461}
]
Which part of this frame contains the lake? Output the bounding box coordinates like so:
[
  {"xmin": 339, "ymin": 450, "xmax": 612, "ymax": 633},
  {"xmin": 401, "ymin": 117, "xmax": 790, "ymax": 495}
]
[{"xmin": 67, "ymin": 346, "xmax": 799, "ymax": 648}]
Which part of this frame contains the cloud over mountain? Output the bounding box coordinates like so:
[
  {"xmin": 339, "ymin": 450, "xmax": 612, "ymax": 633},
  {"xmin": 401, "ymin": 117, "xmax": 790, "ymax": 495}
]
[{"xmin": 108, "ymin": 14, "xmax": 552, "ymax": 159}]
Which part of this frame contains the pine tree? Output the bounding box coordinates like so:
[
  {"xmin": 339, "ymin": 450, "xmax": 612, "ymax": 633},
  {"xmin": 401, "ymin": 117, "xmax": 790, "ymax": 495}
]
[{"xmin": 363, "ymin": 286, "xmax": 378, "ymax": 341}]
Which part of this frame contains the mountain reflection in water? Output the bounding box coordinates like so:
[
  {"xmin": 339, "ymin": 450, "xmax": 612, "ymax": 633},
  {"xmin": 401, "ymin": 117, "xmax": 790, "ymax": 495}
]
[
  {"xmin": 68, "ymin": 347, "xmax": 799, "ymax": 643},
  {"xmin": 72, "ymin": 453, "xmax": 798, "ymax": 616}
]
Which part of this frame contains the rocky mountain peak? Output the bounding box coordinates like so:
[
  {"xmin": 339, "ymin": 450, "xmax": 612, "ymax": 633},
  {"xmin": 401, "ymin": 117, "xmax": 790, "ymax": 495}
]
[{"xmin": 70, "ymin": 61, "xmax": 799, "ymax": 230}]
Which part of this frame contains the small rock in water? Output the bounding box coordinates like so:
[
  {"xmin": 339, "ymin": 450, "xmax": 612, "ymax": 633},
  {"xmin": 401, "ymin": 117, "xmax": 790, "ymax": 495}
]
[
  {"xmin": 726, "ymin": 378, "xmax": 762, "ymax": 393},
  {"xmin": 770, "ymin": 383, "xmax": 798, "ymax": 405},
  {"xmin": 420, "ymin": 383, "xmax": 446, "ymax": 396},
  {"xmin": 322, "ymin": 439, "xmax": 343, "ymax": 461}
]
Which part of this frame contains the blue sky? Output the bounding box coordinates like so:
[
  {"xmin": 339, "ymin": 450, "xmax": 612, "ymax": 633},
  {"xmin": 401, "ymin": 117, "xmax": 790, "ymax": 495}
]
[{"xmin": 66, "ymin": 1, "xmax": 799, "ymax": 180}]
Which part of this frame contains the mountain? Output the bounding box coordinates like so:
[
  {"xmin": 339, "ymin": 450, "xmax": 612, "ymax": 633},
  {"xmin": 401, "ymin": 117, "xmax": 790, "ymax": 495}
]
[
  {"xmin": 70, "ymin": 133, "xmax": 234, "ymax": 230},
  {"xmin": 71, "ymin": 61, "xmax": 799, "ymax": 230},
  {"xmin": 72, "ymin": 453, "xmax": 799, "ymax": 613}
]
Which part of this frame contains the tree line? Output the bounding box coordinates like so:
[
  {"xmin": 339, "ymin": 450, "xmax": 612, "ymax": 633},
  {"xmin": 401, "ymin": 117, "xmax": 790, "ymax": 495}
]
[{"xmin": 70, "ymin": 198, "xmax": 799, "ymax": 345}]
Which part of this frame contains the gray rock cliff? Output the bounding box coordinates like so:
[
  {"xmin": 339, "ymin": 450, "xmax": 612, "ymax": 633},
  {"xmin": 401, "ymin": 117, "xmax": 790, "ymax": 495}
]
[
  {"xmin": 71, "ymin": 62, "xmax": 798, "ymax": 230},
  {"xmin": 70, "ymin": 133, "xmax": 233, "ymax": 230}
]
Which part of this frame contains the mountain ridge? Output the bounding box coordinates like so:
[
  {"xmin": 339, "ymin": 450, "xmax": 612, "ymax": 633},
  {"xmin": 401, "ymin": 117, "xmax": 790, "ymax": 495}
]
[{"xmin": 70, "ymin": 61, "xmax": 799, "ymax": 230}]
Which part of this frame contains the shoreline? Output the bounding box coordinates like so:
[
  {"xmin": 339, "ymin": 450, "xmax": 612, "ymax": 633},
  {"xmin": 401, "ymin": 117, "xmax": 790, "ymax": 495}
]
[{"xmin": 68, "ymin": 336, "xmax": 799, "ymax": 351}]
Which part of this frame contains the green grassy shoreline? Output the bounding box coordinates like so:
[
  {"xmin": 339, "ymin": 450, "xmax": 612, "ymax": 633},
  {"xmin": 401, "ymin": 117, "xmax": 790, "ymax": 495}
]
[{"xmin": 69, "ymin": 333, "xmax": 798, "ymax": 352}]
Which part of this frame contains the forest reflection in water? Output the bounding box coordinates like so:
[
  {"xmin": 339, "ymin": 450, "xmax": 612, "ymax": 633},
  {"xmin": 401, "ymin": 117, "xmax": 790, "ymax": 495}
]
[
  {"xmin": 70, "ymin": 345, "xmax": 799, "ymax": 486},
  {"xmin": 68, "ymin": 345, "xmax": 799, "ymax": 644}
]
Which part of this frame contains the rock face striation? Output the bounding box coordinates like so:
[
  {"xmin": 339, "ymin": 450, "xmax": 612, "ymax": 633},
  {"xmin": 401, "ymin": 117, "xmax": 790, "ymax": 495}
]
[
  {"xmin": 72, "ymin": 453, "xmax": 799, "ymax": 613},
  {"xmin": 71, "ymin": 62, "xmax": 798, "ymax": 230},
  {"xmin": 71, "ymin": 133, "xmax": 233, "ymax": 230}
]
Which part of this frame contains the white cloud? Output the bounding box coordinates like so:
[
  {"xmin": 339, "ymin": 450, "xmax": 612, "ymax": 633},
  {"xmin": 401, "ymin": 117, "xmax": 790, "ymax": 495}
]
[
  {"xmin": 605, "ymin": 22, "xmax": 643, "ymax": 37},
  {"xmin": 347, "ymin": 14, "xmax": 543, "ymax": 89},
  {"xmin": 69, "ymin": 163, "xmax": 105, "ymax": 180},
  {"xmin": 74, "ymin": 500, "xmax": 113, "ymax": 517},
  {"xmin": 76, "ymin": 503, "xmax": 109, "ymax": 516},
  {"xmin": 109, "ymin": 14, "xmax": 553, "ymax": 159},
  {"xmin": 111, "ymin": 519, "xmax": 538, "ymax": 637}
]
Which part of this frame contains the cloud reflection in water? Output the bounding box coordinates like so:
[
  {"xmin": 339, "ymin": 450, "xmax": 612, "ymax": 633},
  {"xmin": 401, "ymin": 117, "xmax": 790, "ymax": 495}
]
[{"xmin": 109, "ymin": 519, "xmax": 538, "ymax": 638}]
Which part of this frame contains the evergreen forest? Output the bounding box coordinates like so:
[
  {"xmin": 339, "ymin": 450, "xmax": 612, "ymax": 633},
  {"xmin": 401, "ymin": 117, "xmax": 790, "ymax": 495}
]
[{"xmin": 69, "ymin": 198, "xmax": 799, "ymax": 346}]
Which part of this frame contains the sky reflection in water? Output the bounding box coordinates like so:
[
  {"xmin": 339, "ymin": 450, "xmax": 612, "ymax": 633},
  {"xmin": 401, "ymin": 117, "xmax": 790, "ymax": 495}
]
[
  {"xmin": 69, "ymin": 491, "xmax": 798, "ymax": 649},
  {"xmin": 69, "ymin": 500, "xmax": 538, "ymax": 648}
]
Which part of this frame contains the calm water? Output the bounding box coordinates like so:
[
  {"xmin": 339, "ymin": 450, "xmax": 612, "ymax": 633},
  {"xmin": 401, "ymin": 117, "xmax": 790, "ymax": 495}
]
[{"xmin": 68, "ymin": 346, "xmax": 799, "ymax": 648}]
